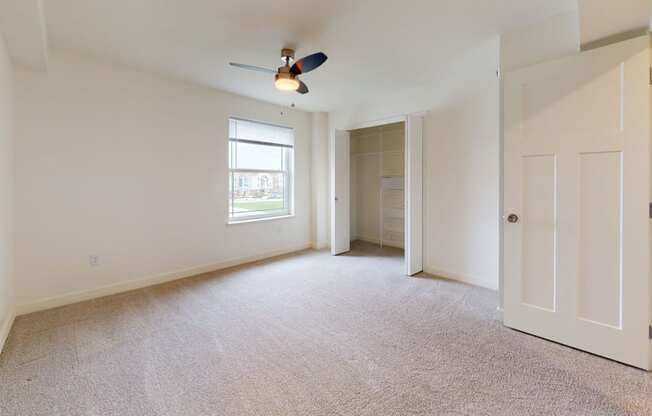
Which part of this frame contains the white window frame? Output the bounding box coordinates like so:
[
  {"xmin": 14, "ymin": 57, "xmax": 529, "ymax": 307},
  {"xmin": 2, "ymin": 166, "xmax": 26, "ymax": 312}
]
[{"xmin": 228, "ymin": 117, "xmax": 295, "ymax": 224}]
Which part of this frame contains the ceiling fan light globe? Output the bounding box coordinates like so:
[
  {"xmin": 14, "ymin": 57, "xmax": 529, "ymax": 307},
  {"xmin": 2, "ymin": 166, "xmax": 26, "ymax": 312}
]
[{"xmin": 275, "ymin": 77, "xmax": 300, "ymax": 91}]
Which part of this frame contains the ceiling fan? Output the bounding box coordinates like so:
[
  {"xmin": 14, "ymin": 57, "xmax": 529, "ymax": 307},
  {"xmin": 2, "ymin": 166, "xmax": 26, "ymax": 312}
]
[{"xmin": 229, "ymin": 48, "xmax": 328, "ymax": 94}]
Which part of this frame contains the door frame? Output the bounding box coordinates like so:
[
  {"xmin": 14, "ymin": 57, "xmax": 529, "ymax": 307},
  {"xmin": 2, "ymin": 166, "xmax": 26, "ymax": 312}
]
[{"xmin": 330, "ymin": 112, "xmax": 425, "ymax": 276}]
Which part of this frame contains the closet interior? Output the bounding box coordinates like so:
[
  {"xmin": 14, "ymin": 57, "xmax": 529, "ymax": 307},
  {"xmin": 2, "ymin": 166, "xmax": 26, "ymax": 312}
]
[{"xmin": 349, "ymin": 122, "xmax": 405, "ymax": 249}]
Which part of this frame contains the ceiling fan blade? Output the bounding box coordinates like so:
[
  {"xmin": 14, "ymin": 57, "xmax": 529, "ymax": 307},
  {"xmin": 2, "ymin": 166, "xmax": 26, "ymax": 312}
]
[
  {"xmin": 290, "ymin": 52, "xmax": 328, "ymax": 75},
  {"xmin": 296, "ymin": 80, "xmax": 309, "ymax": 94},
  {"xmin": 229, "ymin": 62, "xmax": 276, "ymax": 74}
]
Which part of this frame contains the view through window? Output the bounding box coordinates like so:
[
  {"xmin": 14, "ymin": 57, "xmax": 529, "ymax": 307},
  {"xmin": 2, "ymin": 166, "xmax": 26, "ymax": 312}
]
[{"xmin": 228, "ymin": 118, "xmax": 294, "ymax": 221}]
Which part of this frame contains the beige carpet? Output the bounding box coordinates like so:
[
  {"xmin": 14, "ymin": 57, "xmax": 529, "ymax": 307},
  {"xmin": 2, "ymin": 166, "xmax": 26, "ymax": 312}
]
[{"xmin": 1, "ymin": 241, "xmax": 651, "ymax": 416}]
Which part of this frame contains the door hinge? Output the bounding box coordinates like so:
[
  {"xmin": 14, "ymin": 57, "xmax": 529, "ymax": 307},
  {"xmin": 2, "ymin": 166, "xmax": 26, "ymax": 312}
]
[
  {"xmin": 649, "ymin": 203, "xmax": 652, "ymax": 219},
  {"xmin": 649, "ymin": 325, "xmax": 652, "ymax": 339}
]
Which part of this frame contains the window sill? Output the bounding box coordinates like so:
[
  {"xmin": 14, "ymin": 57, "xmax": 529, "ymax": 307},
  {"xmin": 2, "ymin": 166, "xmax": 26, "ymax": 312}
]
[{"xmin": 227, "ymin": 214, "xmax": 295, "ymax": 226}]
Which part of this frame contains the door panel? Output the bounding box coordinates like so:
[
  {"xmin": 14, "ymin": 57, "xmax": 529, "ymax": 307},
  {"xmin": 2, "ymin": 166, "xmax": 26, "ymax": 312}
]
[
  {"xmin": 521, "ymin": 154, "xmax": 557, "ymax": 312},
  {"xmin": 522, "ymin": 58, "xmax": 622, "ymax": 140},
  {"xmin": 578, "ymin": 151, "xmax": 622, "ymax": 328},
  {"xmin": 503, "ymin": 36, "xmax": 650, "ymax": 369}
]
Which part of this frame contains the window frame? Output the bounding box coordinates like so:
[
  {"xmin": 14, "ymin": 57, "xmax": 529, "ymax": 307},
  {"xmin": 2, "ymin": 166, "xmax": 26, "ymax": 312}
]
[{"xmin": 227, "ymin": 118, "xmax": 295, "ymax": 224}]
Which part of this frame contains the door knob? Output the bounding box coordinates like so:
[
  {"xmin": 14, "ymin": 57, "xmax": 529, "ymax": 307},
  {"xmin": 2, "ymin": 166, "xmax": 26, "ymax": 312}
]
[{"xmin": 506, "ymin": 214, "xmax": 519, "ymax": 223}]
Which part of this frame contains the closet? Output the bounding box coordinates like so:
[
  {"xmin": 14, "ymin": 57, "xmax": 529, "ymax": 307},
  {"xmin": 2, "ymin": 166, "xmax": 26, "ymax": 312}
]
[{"xmin": 350, "ymin": 122, "xmax": 405, "ymax": 249}]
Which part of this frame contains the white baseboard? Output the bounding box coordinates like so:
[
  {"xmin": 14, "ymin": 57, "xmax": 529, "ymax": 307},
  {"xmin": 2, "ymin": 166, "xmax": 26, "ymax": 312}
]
[
  {"xmin": 0, "ymin": 307, "xmax": 16, "ymax": 354},
  {"xmin": 311, "ymin": 241, "xmax": 330, "ymax": 250},
  {"xmin": 382, "ymin": 241, "xmax": 404, "ymax": 249},
  {"xmin": 423, "ymin": 265, "xmax": 498, "ymax": 291},
  {"xmin": 16, "ymin": 243, "xmax": 312, "ymax": 316}
]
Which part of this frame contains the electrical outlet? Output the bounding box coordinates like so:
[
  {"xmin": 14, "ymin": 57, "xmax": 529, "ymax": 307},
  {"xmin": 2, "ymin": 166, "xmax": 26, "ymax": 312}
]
[{"xmin": 89, "ymin": 255, "xmax": 100, "ymax": 267}]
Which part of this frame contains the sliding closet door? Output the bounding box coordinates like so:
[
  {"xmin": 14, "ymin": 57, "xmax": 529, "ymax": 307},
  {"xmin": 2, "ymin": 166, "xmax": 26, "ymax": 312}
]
[
  {"xmin": 331, "ymin": 129, "xmax": 350, "ymax": 255},
  {"xmin": 405, "ymin": 114, "xmax": 423, "ymax": 276}
]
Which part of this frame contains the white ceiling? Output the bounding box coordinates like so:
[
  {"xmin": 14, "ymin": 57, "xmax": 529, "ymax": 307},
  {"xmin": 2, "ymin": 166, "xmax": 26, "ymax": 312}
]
[
  {"xmin": 578, "ymin": 0, "xmax": 652, "ymax": 46},
  {"xmin": 2, "ymin": 1, "xmax": 650, "ymax": 112},
  {"xmin": 38, "ymin": 0, "xmax": 578, "ymax": 112}
]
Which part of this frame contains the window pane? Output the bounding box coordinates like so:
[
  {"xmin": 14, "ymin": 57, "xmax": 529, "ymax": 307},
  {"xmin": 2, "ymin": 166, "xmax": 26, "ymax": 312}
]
[
  {"xmin": 230, "ymin": 171, "xmax": 287, "ymax": 216},
  {"xmin": 232, "ymin": 142, "xmax": 283, "ymax": 171}
]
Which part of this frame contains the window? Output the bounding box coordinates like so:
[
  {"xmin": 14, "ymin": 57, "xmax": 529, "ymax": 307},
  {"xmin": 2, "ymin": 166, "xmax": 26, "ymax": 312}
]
[{"xmin": 228, "ymin": 118, "xmax": 294, "ymax": 222}]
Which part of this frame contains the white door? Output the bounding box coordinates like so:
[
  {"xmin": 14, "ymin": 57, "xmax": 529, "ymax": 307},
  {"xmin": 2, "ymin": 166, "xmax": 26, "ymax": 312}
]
[
  {"xmin": 331, "ymin": 129, "xmax": 350, "ymax": 255},
  {"xmin": 405, "ymin": 114, "xmax": 423, "ymax": 276},
  {"xmin": 503, "ymin": 36, "xmax": 650, "ymax": 369}
]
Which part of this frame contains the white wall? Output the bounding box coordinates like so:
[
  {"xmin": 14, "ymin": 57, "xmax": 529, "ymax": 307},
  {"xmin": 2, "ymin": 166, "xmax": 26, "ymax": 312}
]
[
  {"xmin": 330, "ymin": 38, "xmax": 501, "ymax": 290},
  {"xmin": 0, "ymin": 0, "xmax": 49, "ymax": 71},
  {"xmin": 0, "ymin": 33, "xmax": 15, "ymax": 344},
  {"xmin": 500, "ymin": 11, "xmax": 580, "ymax": 72},
  {"xmin": 423, "ymin": 79, "xmax": 500, "ymax": 289},
  {"xmin": 311, "ymin": 112, "xmax": 330, "ymax": 249},
  {"xmin": 14, "ymin": 51, "xmax": 313, "ymax": 311}
]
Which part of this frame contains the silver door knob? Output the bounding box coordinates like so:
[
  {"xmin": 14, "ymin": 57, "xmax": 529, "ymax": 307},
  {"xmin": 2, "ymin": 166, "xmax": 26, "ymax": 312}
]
[{"xmin": 506, "ymin": 214, "xmax": 519, "ymax": 223}]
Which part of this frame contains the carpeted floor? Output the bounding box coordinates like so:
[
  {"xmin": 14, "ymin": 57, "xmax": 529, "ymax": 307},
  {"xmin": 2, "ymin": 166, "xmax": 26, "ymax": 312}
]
[{"xmin": 1, "ymin": 241, "xmax": 651, "ymax": 415}]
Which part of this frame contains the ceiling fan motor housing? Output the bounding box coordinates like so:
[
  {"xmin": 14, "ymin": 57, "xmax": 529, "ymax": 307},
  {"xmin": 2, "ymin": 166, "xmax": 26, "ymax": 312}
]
[
  {"xmin": 281, "ymin": 48, "xmax": 295, "ymax": 64},
  {"xmin": 276, "ymin": 66, "xmax": 294, "ymax": 78}
]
